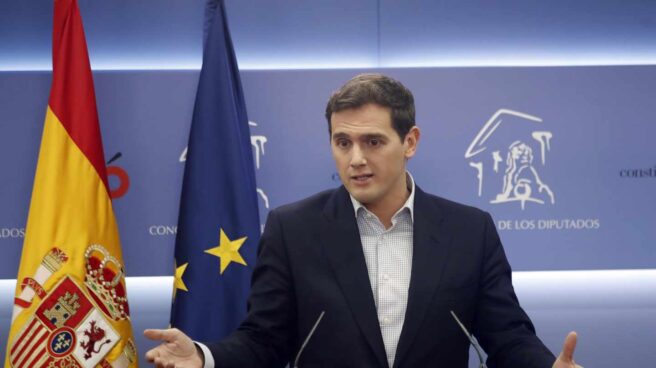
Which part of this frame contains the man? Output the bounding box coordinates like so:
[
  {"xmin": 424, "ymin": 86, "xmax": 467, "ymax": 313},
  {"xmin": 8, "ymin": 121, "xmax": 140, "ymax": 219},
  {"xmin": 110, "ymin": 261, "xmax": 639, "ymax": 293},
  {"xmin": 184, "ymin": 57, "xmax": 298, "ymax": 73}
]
[{"xmin": 145, "ymin": 74, "xmax": 582, "ymax": 367}]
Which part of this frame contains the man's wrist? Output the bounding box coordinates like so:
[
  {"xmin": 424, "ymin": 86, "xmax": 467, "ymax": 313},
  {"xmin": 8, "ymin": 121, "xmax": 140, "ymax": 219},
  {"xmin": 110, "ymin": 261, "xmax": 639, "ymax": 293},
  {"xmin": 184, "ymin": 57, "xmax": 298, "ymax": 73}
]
[
  {"xmin": 194, "ymin": 343, "xmax": 205, "ymax": 365},
  {"xmin": 194, "ymin": 341, "xmax": 215, "ymax": 368}
]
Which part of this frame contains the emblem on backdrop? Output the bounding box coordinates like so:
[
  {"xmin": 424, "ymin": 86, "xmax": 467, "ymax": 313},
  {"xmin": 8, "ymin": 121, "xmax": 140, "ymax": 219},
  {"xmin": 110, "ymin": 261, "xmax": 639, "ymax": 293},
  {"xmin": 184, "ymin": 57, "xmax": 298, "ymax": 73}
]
[
  {"xmin": 465, "ymin": 109, "xmax": 555, "ymax": 210},
  {"xmin": 249, "ymin": 121, "xmax": 270, "ymax": 212},
  {"xmin": 107, "ymin": 152, "xmax": 130, "ymax": 199}
]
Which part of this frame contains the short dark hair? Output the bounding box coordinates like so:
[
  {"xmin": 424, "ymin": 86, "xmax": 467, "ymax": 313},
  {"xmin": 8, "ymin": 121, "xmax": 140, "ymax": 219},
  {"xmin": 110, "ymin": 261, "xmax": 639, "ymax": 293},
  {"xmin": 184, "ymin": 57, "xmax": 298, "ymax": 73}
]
[{"xmin": 325, "ymin": 73, "xmax": 415, "ymax": 141}]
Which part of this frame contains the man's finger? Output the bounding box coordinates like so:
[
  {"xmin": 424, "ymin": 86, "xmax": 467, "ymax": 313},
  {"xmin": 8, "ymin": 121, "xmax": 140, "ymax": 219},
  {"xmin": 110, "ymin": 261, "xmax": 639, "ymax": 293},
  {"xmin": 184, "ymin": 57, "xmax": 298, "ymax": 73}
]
[
  {"xmin": 145, "ymin": 347, "xmax": 159, "ymax": 362},
  {"xmin": 144, "ymin": 328, "xmax": 178, "ymax": 342},
  {"xmin": 558, "ymin": 331, "xmax": 578, "ymax": 362}
]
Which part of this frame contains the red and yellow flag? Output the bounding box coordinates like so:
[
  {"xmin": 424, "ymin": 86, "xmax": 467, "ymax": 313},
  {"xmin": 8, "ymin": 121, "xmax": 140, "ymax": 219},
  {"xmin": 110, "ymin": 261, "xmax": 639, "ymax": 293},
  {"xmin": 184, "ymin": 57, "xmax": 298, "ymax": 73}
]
[{"xmin": 5, "ymin": 1, "xmax": 137, "ymax": 367}]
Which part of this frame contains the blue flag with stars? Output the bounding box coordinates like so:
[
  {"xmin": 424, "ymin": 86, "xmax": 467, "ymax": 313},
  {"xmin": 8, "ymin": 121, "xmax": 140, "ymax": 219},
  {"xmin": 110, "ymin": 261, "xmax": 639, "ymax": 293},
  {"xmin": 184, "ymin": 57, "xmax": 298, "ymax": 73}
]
[{"xmin": 170, "ymin": 0, "xmax": 260, "ymax": 341}]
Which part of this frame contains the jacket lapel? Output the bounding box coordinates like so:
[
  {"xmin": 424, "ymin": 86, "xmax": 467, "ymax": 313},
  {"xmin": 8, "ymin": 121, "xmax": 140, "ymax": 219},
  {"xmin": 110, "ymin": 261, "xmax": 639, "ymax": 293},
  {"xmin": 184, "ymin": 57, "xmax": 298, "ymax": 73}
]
[
  {"xmin": 393, "ymin": 187, "xmax": 453, "ymax": 367},
  {"xmin": 320, "ymin": 187, "xmax": 389, "ymax": 368}
]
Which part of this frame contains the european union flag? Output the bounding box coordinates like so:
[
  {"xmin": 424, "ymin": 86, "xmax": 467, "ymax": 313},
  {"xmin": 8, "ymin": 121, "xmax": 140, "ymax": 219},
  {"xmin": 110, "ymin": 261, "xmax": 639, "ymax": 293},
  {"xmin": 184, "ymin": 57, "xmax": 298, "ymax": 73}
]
[{"xmin": 170, "ymin": 0, "xmax": 260, "ymax": 341}]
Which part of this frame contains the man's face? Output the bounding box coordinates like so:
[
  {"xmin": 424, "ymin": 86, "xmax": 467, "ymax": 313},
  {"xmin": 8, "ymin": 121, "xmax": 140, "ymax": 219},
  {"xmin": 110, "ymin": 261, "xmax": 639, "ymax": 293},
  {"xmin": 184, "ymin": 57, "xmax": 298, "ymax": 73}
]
[{"xmin": 330, "ymin": 103, "xmax": 419, "ymax": 211}]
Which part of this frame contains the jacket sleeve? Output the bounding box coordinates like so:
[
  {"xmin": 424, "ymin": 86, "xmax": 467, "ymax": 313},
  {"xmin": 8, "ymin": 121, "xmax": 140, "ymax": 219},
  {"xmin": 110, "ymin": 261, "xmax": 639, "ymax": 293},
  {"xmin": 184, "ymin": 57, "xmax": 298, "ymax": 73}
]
[
  {"xmin": 206, "ymin": 209, "xmax": 297, "ymax": 368},
  {"xmin": 474, "ymin": 212, "xmax": 556, "ymax": 368}
]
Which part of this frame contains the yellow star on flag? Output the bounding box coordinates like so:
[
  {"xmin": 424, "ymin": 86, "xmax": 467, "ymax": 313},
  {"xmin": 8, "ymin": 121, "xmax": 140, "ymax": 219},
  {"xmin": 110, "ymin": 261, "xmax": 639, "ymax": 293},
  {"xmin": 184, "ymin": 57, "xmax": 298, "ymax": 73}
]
[
  {"xmin": 205, "ymin": 228, "xmax": 248, "ymax": 274},
  {"xmin": 174, "ymin": 262, "xmax": 189, "ymax": 293}
]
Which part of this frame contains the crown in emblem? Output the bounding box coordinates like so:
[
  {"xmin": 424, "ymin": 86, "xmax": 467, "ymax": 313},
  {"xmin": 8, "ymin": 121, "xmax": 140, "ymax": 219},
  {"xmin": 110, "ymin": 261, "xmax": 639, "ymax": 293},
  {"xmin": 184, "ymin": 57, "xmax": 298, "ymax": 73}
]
[{"xmin": 84, "ymin": 244, "xmax": 130, "ymax": 320}]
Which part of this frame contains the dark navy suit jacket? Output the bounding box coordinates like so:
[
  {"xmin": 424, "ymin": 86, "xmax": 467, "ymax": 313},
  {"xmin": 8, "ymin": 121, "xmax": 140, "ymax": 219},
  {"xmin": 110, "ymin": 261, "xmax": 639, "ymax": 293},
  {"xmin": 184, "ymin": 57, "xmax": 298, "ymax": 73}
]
[{"xmin": 207, "ymin": 186, "xmax": 555, "ymax": 367}]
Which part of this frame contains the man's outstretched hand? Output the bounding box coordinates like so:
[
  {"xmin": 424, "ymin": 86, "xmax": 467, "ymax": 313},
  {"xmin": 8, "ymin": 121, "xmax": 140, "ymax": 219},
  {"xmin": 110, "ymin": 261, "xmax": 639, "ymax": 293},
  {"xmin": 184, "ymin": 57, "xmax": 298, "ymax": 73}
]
[
  {"xmin": 552, "ymin": 331, "xmax": 583, "ymax": 368},
  {"xmin": 144, "ymin": 328, "xmax": 204, "ymax": 368}
]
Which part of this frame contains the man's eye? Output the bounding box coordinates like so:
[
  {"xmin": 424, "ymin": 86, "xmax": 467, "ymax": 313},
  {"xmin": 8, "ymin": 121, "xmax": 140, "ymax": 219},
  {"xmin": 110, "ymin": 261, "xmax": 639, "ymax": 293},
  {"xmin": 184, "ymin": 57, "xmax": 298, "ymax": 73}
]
[
  {"xmin": 336, "ymin": 140, "xmax": 350, "ymax": 148},
  {"xmin": 369, "ymin": 139, "xmax": 380, "ymax": 146}
]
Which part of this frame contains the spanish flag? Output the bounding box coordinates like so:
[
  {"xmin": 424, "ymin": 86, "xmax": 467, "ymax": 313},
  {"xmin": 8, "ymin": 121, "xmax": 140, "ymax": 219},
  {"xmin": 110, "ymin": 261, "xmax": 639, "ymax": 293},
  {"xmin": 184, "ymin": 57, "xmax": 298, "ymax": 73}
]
[{"xmin": 4, "ymin": 1, "xmax": 137, "ymax": 367}]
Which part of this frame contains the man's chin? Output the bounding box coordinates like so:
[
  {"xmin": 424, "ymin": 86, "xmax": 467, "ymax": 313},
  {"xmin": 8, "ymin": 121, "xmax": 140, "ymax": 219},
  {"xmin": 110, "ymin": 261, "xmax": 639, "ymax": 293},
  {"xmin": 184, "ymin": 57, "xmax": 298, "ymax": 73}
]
[{"xmin": 348, "ymin": 191, "xmax": 373, "ymax": 205}]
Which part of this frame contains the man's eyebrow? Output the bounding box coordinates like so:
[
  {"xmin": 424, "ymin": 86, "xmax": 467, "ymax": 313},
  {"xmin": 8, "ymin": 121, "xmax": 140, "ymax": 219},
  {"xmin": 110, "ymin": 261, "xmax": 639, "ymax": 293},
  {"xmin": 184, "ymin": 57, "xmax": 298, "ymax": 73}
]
[
  {"xmin": 331, "ymin": 132, "xmax": 388, "ymax": 141},
  {"xmin": 360, "ymin": 133, "xmax": 386, "ymax": 141},
  {"xmin": 331, "ymin": 132, "xmax": 350, "ymax": 140}
]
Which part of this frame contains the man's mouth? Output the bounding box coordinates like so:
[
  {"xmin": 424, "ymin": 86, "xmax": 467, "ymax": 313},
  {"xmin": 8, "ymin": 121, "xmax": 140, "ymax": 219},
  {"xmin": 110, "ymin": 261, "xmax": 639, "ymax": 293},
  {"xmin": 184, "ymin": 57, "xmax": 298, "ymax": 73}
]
[{"xmin": 351, "ymin": 174, "xmax": 374, "ymax": 182}]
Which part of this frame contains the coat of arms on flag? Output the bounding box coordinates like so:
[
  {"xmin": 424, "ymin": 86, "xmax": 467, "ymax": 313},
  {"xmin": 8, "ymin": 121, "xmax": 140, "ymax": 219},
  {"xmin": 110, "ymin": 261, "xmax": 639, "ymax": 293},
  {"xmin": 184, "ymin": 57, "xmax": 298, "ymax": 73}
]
[{"xmin": 9, "ymin": 246, "xmax": 136, "ymax": 368}]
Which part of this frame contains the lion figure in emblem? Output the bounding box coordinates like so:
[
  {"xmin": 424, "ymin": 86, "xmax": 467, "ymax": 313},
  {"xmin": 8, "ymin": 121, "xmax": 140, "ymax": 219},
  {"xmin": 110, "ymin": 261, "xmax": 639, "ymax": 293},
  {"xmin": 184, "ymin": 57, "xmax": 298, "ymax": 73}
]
[{"xmin": 80, "ymin": 320, "xmax": 112, "ymax": 359}]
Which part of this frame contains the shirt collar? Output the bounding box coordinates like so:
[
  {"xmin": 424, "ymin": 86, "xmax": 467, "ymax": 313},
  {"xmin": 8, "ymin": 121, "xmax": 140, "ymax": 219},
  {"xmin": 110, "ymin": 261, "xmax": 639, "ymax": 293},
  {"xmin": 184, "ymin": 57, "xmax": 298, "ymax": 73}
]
[{"xmin": 349, "ymin": 172, "xmax": 415, "ymax": 222}]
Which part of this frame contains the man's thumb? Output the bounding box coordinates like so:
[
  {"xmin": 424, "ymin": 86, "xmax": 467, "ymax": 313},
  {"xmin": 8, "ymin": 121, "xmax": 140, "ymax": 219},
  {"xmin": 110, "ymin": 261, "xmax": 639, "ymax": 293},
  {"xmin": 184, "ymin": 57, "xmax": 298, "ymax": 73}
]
[{"xmin": 557, "ymin": 331, "xmax": 578, "ymax": 362}]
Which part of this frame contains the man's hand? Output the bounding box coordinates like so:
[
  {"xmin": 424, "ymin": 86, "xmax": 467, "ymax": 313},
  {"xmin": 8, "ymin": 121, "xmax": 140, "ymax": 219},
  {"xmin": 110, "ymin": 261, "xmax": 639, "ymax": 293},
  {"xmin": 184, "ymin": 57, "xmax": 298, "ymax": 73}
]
[
  {"xmin": 552, "ymin": 331, "xmax": 583, "ymax": 368},
  {"xmin": 144, "ymin": 328, "xmax": 204, "ymax": 368}
]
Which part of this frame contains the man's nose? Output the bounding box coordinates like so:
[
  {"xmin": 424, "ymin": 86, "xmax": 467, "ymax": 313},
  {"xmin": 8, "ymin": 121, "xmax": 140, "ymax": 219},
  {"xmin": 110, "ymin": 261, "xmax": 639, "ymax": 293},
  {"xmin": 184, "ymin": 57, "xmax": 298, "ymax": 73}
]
[{"xmin": 350, "ymin": 145, "xmax": 367, "ymax": 167}]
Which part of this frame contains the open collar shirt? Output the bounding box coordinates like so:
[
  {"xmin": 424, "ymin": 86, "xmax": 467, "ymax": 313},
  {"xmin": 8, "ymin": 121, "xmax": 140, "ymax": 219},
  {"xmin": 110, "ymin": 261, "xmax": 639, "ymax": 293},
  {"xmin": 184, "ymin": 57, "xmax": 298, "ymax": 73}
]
[{"xmin": 349, "ymin": 172, "xmax": 415, "ymax": 368}]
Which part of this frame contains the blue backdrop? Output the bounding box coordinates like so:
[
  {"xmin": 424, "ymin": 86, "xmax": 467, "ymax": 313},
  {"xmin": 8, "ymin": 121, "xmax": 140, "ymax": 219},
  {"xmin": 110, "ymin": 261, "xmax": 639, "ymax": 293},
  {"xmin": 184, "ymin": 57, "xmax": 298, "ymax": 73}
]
[
  {"xmin": 2, "ymin": 1, "xmax": 656, "ymax": 366},
  {"xmin": 0, "ymin": 66, "xmax": 654, "ymax": 278}
]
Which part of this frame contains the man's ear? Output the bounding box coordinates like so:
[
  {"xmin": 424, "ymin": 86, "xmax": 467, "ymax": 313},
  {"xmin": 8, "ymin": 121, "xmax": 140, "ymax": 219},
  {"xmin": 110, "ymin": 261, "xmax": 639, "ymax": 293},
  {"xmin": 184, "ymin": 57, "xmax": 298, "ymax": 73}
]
[{"xmin": 404, "ymin": 126, "xmax": 420, "ymax": 159}]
